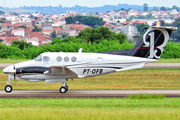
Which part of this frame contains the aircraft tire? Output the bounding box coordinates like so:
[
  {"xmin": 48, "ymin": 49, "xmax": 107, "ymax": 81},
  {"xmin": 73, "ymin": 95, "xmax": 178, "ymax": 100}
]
[
  {"xmin": 59, "ymin": 86, "xmax": 67, "ymax": 93},
  {"xmin": 5, "ymin": 85, "xmax": 13, "ymax": 93},
  {"xmin": 65, "ymin": 85, "xmax": 68, "ymax": 91}
]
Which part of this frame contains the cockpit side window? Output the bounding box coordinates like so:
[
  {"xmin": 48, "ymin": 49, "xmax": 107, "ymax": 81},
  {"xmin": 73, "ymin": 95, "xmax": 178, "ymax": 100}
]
[
  {"xmin": 35, "ymin": 55, "xmax": 42, "ymax": 62},
  {"xmin": 43, "ymin": 56, "xmax": 50, "ymax": 62}
]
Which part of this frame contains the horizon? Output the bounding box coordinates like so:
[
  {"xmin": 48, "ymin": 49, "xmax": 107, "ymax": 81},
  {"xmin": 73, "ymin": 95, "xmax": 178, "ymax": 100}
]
[{"xmin": 1, "ymin": 0, "xmax": 179, "ymax": 8}]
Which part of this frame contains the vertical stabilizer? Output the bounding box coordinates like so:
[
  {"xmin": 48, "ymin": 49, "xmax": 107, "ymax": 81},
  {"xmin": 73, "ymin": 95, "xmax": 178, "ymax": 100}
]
[{"xmin": 128, "ymin": 26, "xmax": 177, "ymax": 59}]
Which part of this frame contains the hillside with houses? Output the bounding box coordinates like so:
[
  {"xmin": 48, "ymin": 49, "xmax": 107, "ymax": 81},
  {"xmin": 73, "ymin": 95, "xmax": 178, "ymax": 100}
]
[{"xmin": 0, "ymin": 7, "xmax": 180, "ymax": 46}]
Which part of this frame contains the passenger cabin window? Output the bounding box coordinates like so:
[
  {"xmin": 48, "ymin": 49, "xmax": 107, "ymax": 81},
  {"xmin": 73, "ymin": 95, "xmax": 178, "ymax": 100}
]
[
  {"xmin": 64, "ymin": 56, "xmax": 69, "ymax": 62},
  {"xmin": 43, "ymin": 56, "xmax": 50, "ymax": 62},
  {"xmin": 57, "ymin": 56, "xmax": 62, "ymax": 62},
  {"xmin": 97, "ymin": 57, "xmax": 103, "ymax": 62},
  {"xmin": 35, "ymin": 55, "xmax": 42, "ymax": 62},
  {"xmin": 71, "ymin": 56, "xmax": 77, "ymax": 62}
]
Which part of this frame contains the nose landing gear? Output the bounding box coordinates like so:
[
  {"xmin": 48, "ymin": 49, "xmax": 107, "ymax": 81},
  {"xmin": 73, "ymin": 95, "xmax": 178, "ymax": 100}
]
[
  {"xmin": 5, "ymin": 75, "xmax": 13, "ymax": 93},
  {"xmin": 5, "ymin": 85, "xmax": 13, "ymax": 93}
]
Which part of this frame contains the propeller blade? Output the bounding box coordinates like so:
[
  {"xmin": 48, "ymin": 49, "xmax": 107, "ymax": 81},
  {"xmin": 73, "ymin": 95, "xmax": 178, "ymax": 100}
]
[
  {"xmin": 13, "ymin": 64, "xmax": 16, "ymax": 81},
  {"xmin": 13, "ymin": 64, "xmax": 15, "ymax": 70}
]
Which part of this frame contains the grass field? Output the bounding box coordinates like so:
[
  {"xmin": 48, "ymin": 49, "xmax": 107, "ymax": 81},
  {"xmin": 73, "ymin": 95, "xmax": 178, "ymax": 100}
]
[
  {"xmin": 0, "ymin": 98, "xmax": 180, "ymax": 120},
  {"xmin": 0, "ymin": 67, "xmax": 180, "ymax": 120},
  {"xmin": 0, "ymin": 68, "xmax": 180, "ymax": 90},
  {"xmin": 0, "ymin": 58, "xmax": 30, "ymax": 63},
  {"xmin": 154, "ymin": 58, "xmax": 180, "ymax": 63},
  {"xmin": 0, "ymin": 58, "xmax": 180, "ymax": 63}
]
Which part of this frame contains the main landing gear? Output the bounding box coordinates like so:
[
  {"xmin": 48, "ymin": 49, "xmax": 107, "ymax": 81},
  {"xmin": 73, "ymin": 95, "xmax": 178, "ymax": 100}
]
[
  {"xmin": 5, "ymin": 75, "xmax": 13, "ymax": 93},
  {"xmin": 59, "ymin": 82, "xmax": 68, "ymax": 93}
]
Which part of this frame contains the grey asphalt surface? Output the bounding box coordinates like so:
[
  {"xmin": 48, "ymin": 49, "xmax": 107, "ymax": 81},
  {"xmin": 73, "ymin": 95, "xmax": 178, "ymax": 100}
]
[
  {"xmin": 1, "ymin": 63, "xmax": 180, "ymax": 69},
  {"xmin": 0, "ymin": 63, "xmax": 180, "ymax": 98},
  {"xmin": 0, "ymin": 90, "xmax": 180, "ymax": 98}
]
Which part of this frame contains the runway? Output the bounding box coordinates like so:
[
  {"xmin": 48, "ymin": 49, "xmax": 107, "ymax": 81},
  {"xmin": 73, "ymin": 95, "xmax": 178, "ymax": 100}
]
[
  {"xmin": 0, "ymin": 90, "xmax": 180, "ymax": 98},
  {"xmin": 1, "ymin": 63, "xmax": 180, "ymax": 98}
]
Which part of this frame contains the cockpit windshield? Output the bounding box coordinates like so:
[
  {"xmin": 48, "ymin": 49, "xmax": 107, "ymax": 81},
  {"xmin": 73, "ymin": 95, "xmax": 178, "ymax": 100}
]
[{"xmin": 34, "ymin": 55, "xmax": 42, "ymax": 62}]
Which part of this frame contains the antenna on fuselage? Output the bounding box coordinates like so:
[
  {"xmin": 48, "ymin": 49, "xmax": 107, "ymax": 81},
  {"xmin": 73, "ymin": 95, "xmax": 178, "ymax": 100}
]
[{"xmin": 78, "ymin": 48, "xmax": 83, "ymax": 53}]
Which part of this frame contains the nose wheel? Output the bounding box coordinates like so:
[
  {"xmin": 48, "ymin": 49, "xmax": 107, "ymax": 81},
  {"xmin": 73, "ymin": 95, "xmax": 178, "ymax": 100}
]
[{"xmin": 5, "ymin": 85, "xmax": 13, "ymax": 93}]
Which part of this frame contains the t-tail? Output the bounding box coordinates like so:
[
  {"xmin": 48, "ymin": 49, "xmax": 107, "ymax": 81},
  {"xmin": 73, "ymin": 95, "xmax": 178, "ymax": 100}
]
[{"xmin": 101, "ymin": 26, "xmax": 177, "ymax": 60}]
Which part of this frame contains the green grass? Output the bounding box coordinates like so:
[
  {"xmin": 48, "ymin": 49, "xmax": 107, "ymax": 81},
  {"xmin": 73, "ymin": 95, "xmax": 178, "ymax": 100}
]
[
  {"xmin": 0, "ymin": 58, "xmax": 30, "ymax": 63},
  {"xmin": 128, "ymin": 94, "xmax": 166, "ymax": 99},
  {"xmin": 1, "ymin": 68, "xmax": 180, "ymax": 90},
  {"xmin": 0, "ymin": 98, "xmax": 180, "ymax": 120},
  {"xmin": 154, "ymin": 58, "xmax": 180, "ymax": 63}
]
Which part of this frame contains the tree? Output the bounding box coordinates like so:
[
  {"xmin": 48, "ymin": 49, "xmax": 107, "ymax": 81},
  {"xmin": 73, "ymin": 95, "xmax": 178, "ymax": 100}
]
[
  {"xmin": 143, "ymin": 3, "xmax": 149, "ymax": 12},
  {"xmin": 160, "ymin": 6, "xmax": 167, "ymax": 11},
  {"xmin": 129, "ymin": 15, "xmax": 137, "ymax": 20},
  {"xmin": 0, "ymin": 10, "xmax": 5, "ymax": 15},
  {"xmin": 171, "ymin": 18, "xmax": 180, "ymax": 42},
  {"xmin": 146, "ymin": 13, "xmax": 156, "ymax": 19},
  {"xmin": 0, "ymin": 20, "xmax": 5, "ymax": 23},
  {"xmin": 65, "ymin": 15, "xmax": 106, "ymax": 28},
  {"xmin": 136, "ymin": 23, "xmax": 149, "ymax": 36},
  {"xmin": 153, "ymin": 6, "xmax": 159, "ymax": 11},
  {"xmin": 13, "ymin": 12, "xmax": 18, "ymax": 16},
  {"xmin": 167, "ymin": 7, "xmax": 172, "ymax": 11},
  {"xmin": 172, "ymin": 5, "xmax": 180, "ymax": 12},
  {"xmin": 169, "ymin": 15, "xmax": 174, "ymax": 19},
  {"xmin": 76, "ymin": 27, "xmax": 127, "ymax": 44},
  {"xmin": 11, "ymin": 40, "xmax": 33, "ymax": 50},
  {"xmin": 18, "ymin": 25, "xmax": 27, "ymax": 28},
  {"xmin": 29, "ymin": 14, "xmax": 34, "ymax": 19},
  {"xmin": 32, "ymin": 26, "xmax": 42, "ymax": 32},
  {"xmin": 95, "ymin": 12, "xmax": 98, "ymax": 15},
  {"xmin": 61, "ymin": 33, "xmax": 68, "ymax": 39},
  {"xmin": 51, "ymin": 31, "xmax": 57, "ymax": 39},
  {"xmin": 160, "ymin": 20, "xmax": 165, "ymax": 26}
]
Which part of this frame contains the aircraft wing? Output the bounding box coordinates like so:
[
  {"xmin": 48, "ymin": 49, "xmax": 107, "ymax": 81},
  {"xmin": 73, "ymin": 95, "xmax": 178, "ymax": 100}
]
[{"xmin": 43, "ymin": 65, "xmax": 78, "ymax": 77}]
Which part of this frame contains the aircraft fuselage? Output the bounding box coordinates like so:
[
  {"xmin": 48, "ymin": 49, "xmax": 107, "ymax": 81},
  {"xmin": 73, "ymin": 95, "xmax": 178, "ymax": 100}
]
[{"xmin": 3, "ymin": 52, "xmax": 156, "ymax": 83}]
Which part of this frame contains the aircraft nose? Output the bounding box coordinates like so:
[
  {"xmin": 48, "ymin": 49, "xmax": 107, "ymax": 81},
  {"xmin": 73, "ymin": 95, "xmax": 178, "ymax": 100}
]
[
  {"xmin": 3, "ymin": 67, "xmax": 9, "ymax": 74},
  {"xmin": 3, "ymin": 65, "xmax": 14, "ymax": 74}
]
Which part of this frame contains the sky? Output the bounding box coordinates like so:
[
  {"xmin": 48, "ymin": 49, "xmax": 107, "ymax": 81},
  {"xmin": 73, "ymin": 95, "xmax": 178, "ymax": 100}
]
[{"xmin": 1, "ymin": 0, "xmax": 180, "ymax": 8}]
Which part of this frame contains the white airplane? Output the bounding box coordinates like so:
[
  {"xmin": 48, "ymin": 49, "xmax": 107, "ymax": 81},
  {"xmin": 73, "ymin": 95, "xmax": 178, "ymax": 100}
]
[{"xmin": 3, "ymin": 26, "xmax": 177, "ymax": 93}]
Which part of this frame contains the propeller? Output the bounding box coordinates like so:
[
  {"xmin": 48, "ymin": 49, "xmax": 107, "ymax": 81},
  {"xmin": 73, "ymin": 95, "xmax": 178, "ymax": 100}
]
[
  {"xmin": 13, "ymin": 56, "xmax": 17, "ymax": 82},
  {"xmin": 13, "ymin": 62, "xmax": 16, "ymax": 81}
]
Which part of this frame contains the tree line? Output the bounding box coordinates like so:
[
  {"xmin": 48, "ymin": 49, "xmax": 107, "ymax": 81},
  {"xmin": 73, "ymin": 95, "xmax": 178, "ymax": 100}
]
[
  {"xmin": 0, "ymin": 26, "xmax": 179, "ymax": 59},
  {"xmin": 65, "ymin": 16, "xmax": 106, "ymax": 28},
  {"xmin": 0, "ymin": 38, "xmax": 179, "ymax": 59}
]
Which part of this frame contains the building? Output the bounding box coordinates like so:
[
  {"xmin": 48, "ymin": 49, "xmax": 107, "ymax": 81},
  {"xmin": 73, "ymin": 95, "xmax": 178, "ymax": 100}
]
[{"xmin": 120, "ymin": 26, "xmax": 138, "ymax": 40}]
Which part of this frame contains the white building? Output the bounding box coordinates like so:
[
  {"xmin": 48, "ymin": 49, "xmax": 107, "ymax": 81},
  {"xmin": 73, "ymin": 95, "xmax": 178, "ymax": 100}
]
[{"xmin": 120, "ymin": 26, "xmax": 138, "ymax": 40}]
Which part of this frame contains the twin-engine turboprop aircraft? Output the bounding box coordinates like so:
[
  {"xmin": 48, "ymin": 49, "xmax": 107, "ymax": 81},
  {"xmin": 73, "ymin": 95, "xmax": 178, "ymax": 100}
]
[{"xmin": 3, "ymin": 26, "xmax": 177, "ymax": 93}]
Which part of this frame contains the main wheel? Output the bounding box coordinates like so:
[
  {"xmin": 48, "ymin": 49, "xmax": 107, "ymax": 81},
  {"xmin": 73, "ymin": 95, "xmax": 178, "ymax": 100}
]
[
  {"xmin": 59, "ymin": 86, "xmax": 67, "ymax": 93},
  {"xmin": 5, "ymin": 85, "xmax": 13, "ymax": 93}
]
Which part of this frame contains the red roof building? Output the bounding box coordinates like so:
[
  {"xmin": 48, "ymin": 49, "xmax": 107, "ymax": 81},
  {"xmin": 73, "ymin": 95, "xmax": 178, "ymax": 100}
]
[
  {"xmin": 26, "ymin": 32, "xmax": 46, "ymax": 41},
  {"xmin": 1, "ymin": 36, "xmax": 22, "ymax": 45},
  {"xmin": 1, "ymin": 23, "xmax": 12, "ymax": 27}
]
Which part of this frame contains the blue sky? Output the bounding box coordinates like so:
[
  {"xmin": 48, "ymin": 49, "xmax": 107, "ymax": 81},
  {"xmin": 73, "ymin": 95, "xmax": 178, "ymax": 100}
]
[{"xmin": 1, "ymin": 0, "xmax": 180, "ymax": 8}]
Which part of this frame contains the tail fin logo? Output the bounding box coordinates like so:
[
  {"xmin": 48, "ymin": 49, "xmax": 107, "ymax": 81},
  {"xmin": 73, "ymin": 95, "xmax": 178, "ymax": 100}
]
[{"xmin": 143, "ymin": 28, "xmax": 169, "ymax": 59}]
